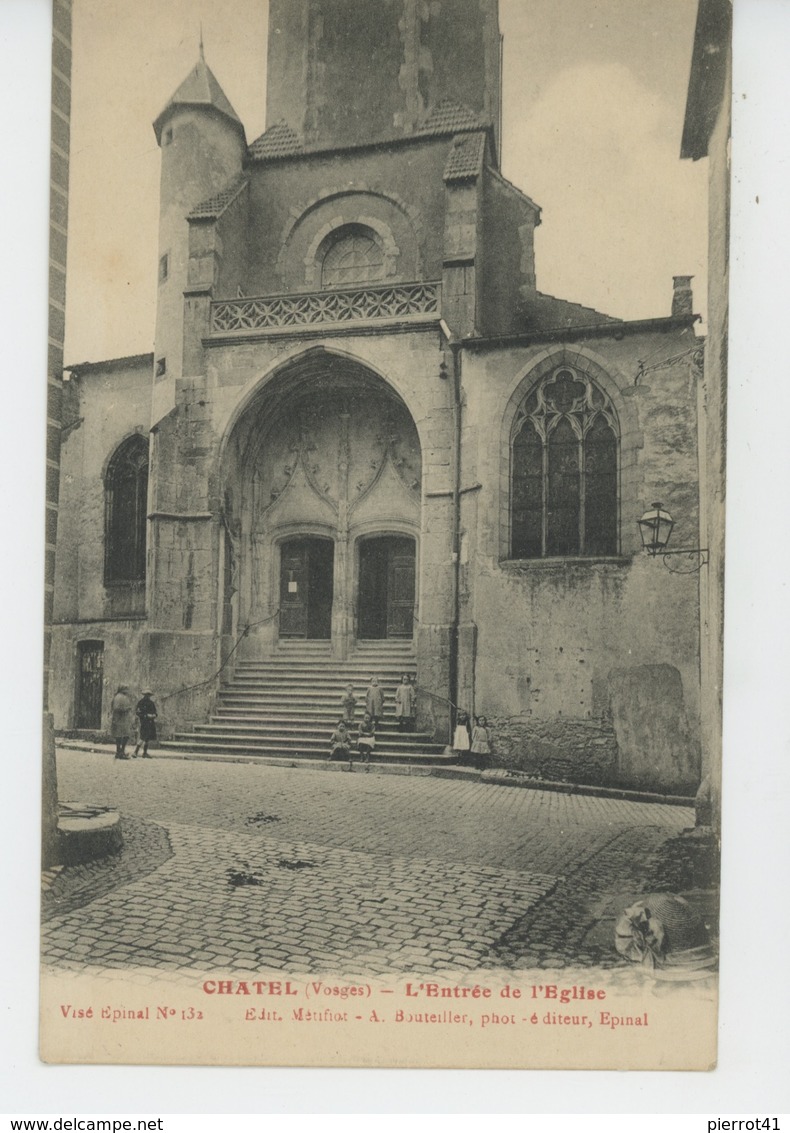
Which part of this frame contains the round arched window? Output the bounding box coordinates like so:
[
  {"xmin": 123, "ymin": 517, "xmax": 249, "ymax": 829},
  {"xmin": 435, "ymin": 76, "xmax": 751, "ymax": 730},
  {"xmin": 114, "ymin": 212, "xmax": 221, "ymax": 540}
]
[{"xmin": 321, "ymin": 225, "xmax": 385, "ymax": 289}]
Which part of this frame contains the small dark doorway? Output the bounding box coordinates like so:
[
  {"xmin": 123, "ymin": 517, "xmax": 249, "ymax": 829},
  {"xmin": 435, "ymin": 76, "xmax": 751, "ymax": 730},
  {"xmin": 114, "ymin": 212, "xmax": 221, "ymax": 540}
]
[
  {"xmin": 76, "ymin": 641, "xmax": 104, "ymax": 729},
  {"xmin": 279, "ymin": 538, "xmax": 334, "ymax": 639},
  {"xmin": 358, "ymin": 536, "xmax": 416, "ymax": 639}
]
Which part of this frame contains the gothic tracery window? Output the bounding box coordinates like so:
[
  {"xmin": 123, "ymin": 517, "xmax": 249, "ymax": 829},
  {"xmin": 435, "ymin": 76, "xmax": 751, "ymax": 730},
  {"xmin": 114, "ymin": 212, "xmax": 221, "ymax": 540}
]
[
  {"xmin": 511, "ymin": 369, "xmax": 618, "ymax": 559},
  {"xmin": 104, "ymin": 434, "xmax": 149, "ymax": 583},
  {"xmin": 321, "ymin": 225, "xmax": 385, "ymax": 289}
]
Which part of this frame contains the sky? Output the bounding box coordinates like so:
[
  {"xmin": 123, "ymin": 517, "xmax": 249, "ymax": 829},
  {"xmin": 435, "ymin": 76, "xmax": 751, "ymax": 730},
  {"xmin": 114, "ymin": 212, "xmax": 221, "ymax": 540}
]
[{"xmin": 63, "ymin": 0, "xmax": 707, "ymax": 364}]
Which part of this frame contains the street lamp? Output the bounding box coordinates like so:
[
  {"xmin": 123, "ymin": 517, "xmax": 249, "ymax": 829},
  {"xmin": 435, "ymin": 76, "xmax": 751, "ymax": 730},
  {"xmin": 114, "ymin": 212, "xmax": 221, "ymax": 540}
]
[{"xmin": 637, "ymin": 503, "xmax": 708, "ymax": 572}]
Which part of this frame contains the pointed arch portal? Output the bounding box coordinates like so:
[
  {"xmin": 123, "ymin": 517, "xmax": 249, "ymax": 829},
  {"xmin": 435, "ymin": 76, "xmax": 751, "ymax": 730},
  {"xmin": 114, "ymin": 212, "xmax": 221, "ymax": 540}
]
[{"xmin": 221, "ymin": 351, "xmax": 421, "ymax": 653}]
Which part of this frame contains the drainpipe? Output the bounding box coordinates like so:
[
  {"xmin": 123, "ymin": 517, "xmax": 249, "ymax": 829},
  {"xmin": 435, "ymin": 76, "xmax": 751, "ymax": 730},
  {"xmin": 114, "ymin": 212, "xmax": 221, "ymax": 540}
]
[{"xmin": 440, "ymin": 321, "xmax": 463, "ymax": 733}]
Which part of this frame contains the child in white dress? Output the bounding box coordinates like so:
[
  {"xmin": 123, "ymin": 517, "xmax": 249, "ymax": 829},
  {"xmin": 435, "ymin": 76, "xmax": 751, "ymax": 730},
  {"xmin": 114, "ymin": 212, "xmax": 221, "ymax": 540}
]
[{"xmin": 453, "ymin": 710, "xmax": 471, "ymax": 762}]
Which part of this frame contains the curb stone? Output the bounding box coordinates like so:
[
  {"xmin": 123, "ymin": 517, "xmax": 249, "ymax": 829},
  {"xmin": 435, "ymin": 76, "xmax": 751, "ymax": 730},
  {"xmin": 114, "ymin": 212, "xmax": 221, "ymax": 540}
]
[{"xmin": 56, "ymin": 738, "xmax": 694, "ymax": 806}]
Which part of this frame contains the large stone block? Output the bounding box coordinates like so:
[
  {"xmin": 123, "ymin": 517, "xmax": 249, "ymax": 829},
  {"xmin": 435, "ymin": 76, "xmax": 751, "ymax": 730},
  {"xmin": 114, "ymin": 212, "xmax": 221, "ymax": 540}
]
[
  {"xmin": 608, "ymin": 663, "xmax": 700, "ymax": 793},
  {"xmin": 486, "ymin": 715, "xmax": 618, "ymax": 785}
]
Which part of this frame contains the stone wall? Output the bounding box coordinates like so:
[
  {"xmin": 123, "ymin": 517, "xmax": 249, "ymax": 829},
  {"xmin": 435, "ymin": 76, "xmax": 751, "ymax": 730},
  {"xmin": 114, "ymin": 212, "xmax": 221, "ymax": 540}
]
[
  {"xmin": 486, "ymin": 714, "xmax": 618, "ymax": 785},
  {"xmin": 247, "ymin": 142, "xmax": 446, "ymax": 297},
  {"xmin": 265, "ymin": 0, "xmax": 500, "ymax": 150},
  {"xmin": 459, "ymin": 326, "xmax": 703, "ymax": 793}
]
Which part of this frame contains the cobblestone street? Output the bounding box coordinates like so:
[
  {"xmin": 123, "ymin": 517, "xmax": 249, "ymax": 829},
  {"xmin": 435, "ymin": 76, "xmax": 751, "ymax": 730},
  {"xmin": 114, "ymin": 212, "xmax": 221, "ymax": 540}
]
[{"xmin": 42, "ymin": 749, "xmax": 697, "ymax": 978}]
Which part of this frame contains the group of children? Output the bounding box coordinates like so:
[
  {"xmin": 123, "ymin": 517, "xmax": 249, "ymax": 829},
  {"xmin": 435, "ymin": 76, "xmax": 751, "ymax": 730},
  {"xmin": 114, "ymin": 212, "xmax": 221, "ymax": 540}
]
[
  {"xmin": 452, "ymin": 710, "xmax": 491, "ymax": 770},
  {"xmin": 330, "ymin": 675, "xmax": 416, "ymax": 766},
  {"xmin": 328, "ymin": 675, "xmax": 492, "ymax": 769}
]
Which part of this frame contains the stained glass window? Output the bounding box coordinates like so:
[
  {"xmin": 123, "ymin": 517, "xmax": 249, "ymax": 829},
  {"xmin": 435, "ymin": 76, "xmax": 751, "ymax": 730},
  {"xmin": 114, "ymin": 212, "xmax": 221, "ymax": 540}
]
[
  {"xmin": 511, "ymin": 369, "xmax": 618, "ymax": 558},
  {"xmin": 105, "ymin": 434, "xmax": 149, "ymax": 582}
]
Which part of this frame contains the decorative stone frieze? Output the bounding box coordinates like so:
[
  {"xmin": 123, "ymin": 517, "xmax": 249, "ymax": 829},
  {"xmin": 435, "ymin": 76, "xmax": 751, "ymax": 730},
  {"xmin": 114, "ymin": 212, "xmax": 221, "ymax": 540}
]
[{"xmin": 211, "ymin": 282, "xmax": 440, "ymax": 334}]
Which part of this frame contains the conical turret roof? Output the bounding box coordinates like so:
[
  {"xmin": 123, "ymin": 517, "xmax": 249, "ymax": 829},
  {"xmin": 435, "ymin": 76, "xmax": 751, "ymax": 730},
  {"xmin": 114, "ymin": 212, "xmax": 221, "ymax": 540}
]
[{"xmin": 153, "ymin": 47, "xmax": 244, "ymax": 144}]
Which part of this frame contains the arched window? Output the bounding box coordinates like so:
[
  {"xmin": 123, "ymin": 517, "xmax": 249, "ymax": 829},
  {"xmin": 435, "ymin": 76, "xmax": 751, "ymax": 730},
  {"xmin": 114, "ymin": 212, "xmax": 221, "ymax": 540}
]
[
  {"xmin": 321, "ymin": 225, "xmax": 385, "ymax": 288},
  {"xmin": 105, "ymin": 434, "xmax": 149, "ymax": 583},
  {"xmin": 511, "ymin": 368, "xmax": 618, "ymax": 558}
]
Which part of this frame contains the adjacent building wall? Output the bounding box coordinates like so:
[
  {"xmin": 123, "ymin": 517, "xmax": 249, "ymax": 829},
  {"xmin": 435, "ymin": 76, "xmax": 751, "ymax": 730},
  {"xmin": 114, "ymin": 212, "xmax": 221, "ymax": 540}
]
[
  {"xmin": 459, "ymin": 327, "xmax": 702, "ymax": 792},
  {"xmin": 50, "ymin": 356, "xmax": 152, "ymax": 731}
]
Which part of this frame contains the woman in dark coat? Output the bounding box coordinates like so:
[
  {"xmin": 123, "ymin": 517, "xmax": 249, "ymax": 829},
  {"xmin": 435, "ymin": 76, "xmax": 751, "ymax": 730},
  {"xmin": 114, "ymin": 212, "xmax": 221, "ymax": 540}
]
[
  {"xmin": 134, "ymin": 689, "xmax": 158, "ymax": 758},
  {"xmin": 110, "ymin": 686, "xmax": 134, "ymax": 759}
]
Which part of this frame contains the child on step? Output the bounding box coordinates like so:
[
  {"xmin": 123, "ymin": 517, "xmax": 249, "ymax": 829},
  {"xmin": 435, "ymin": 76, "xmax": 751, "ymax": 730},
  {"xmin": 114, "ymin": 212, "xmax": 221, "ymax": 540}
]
[
  {"xmin": 329, "ymin": 720, "xmax": 352, "ymax": 762},
  {"xmin": 340, "ymin": 683, "xmax": 357, "ymax": 724},
  {"xmin": 357, "ymin": 712, "xmax": 376, "ymax": 766}
]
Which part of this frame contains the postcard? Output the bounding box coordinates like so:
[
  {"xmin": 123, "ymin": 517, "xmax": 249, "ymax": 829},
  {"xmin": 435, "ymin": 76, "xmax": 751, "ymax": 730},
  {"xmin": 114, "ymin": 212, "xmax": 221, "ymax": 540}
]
[{"xmin": 40, "ymin": 0, "xmax": 727, "ymax": 1069}]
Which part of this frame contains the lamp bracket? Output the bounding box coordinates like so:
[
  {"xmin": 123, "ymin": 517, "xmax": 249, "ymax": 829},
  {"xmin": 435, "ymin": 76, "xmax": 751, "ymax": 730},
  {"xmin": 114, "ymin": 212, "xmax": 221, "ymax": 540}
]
[{"xmin": 651, "ymin": 547, "xmax": 709, "ymax": 573}]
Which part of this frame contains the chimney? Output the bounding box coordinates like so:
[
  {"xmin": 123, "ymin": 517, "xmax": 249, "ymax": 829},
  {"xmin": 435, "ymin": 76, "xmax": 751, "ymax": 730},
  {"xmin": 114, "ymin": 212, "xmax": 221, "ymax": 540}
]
[{"xmin": 672, "ymin": 275, "xmax": 694, "ymax": 317}]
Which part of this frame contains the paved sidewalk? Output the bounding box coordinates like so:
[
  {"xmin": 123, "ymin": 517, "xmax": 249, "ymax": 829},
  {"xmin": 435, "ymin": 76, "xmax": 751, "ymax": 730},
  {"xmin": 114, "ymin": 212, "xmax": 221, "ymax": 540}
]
[{"xmin": 42, "ymin": 748, "xmax": 697, "ymax": 977}]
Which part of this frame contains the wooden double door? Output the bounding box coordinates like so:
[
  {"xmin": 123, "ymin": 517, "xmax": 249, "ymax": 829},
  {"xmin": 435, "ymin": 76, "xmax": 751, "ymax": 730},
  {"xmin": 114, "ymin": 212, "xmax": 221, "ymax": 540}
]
[
  {"xmin": 358, "ymin": 536, "xmax": 416, "ymax": 640},
  {"xmin": 279, "ymin": 538, "xmax": 334, "ymax": 639},
  {"xmin": 278, "ymin": 534, "xmax": 416, "ymax": 641}
]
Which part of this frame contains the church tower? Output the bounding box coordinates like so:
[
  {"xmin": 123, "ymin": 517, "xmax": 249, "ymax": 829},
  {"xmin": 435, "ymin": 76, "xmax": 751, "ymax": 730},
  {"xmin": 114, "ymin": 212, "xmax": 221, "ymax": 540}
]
[{"xmin": 266, "ymin": 0, "xmax": 502, "ymax": 161}]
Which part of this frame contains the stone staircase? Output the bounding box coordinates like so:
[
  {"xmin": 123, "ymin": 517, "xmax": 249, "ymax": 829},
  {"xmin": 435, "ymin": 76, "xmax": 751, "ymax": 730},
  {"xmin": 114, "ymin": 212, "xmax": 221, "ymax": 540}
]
[{"xmin": 160, "ymin": 640, "xmax": 452, "ymax": 764}]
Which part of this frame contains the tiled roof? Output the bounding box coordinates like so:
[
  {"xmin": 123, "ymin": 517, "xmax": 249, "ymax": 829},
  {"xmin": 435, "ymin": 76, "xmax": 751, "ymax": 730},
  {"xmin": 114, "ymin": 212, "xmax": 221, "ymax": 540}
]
[
  {"xmin": 153, "ymin": 54, "xmax": 244, "ymax": 143},
  {"xmin": 188, "ymin": 176, "xmax": 248, "ymax": 220},
  {"xmin": 416, "ymin": 99, "xmax": 490, "ymax": 136},
  {"xmin": 443, "ymin": 130, "xmax": 487, "ymax": 182},
  {"xmin": 248, "ymin": 120, "xmax": 304, "ymax": 160},
  {"xmin": 64, "ymin": 353, "xmax": 154, "ymax": 375},
  {"xmin": 526, "ymin": 292, "xmax": 621, "ymax": 330}
]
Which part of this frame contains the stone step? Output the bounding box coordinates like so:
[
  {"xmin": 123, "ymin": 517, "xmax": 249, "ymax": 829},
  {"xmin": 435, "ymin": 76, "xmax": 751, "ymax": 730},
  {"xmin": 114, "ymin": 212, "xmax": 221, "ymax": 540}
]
[
  {"xmin": 171, "ymin": 643, "xmax": 437, "ymax": 763},
  {"xmin": 268, "ymin": 648, "xmax": 412, "ymax": 657},
  {"xmin": 224, "ymin": 687, "xmax": 410, "ymax": 701},
  {"xmin": 220, "ymin": 686, "xmax": 405, "ymax": 700},
  {"xmin": 213, "ymin": 709, "xmax": 414, "ymax": 725},
  {"xmin": 192, "ymin": 725, "xmax": 437, "ymax": 743},
  {"xmin": 233, "ymin": 664, "xmax": 414, "ymax": 678},
  {"xmin": 219, "ymin": 684, "xmax": 409, "ymax": 697},
  {"xmin": 162, "ymin": 734, "xmax": 448, "ymax": 761},
  {"xmin": 227, "ymin": 670, "xmax": 412, "ymax": 679}
]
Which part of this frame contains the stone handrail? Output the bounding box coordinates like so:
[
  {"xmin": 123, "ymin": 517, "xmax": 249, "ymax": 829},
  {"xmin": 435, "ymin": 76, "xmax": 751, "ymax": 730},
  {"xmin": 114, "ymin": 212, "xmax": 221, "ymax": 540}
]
[{"xmin": 210, "ymin": 281, "xmax": 441, "ymax": 334}]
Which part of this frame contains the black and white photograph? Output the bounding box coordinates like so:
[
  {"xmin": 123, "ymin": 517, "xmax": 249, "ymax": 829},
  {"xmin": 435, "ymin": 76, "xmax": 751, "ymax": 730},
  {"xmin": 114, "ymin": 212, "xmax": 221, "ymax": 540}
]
[{"xmin": 36, "ymin": 0, "xmax": 730, "ymax": 1070}]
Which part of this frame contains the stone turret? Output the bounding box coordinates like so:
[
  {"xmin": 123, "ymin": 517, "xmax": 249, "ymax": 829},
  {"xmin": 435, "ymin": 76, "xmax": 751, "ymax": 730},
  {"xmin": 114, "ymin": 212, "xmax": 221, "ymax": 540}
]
[{"xmin": 151, "ymin": 44, "xmax": 246, "ymax": 424}]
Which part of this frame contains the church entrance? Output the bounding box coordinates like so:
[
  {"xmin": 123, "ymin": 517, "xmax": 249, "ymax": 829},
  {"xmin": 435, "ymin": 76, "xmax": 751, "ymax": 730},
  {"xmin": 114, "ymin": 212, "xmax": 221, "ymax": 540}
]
[
  {"xmin": 279, "ymin": 537, "xmax": 334, "ymax": 639},
  {"xmin": 358, "ymin": 536, "xmax": 416, "ymax": 640},
  {"xmin": 221, "ymin": 351, "xmax": 423, "ymax": 656}
]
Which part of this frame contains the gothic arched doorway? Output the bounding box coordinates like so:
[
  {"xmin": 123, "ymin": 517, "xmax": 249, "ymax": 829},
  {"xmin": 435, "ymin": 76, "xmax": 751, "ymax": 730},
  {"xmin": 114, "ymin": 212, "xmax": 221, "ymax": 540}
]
[{"xmin": 220, "ymin": 350, "xmax": 422, "ymax": 656}]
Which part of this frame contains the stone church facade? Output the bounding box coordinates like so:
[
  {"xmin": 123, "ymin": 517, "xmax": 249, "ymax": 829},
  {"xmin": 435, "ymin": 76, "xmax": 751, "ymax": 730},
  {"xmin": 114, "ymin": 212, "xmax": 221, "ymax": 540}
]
[{"xmin": 52, "ymin": 0, "xmax": 704, "ymax": 793}]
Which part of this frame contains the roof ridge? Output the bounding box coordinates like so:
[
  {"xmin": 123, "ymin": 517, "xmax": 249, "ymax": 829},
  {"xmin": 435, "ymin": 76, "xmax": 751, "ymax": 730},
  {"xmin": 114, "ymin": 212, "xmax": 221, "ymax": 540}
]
[
  {"xmin": 529, "ymin": 291, "xmax": 621, "ymax": 326},
  {"xmin": 188, "ymin": 175, "xmax": 248, "ymax": 220},
  {"xmin": 443, "ymin": 130, "xmax": 487, "ymax": 183},
  {"xmin": 417, "ymin": 98, "xmax": 490, "ymax": 135},
  {"xmin": 248, "ymin": 120, "xmax": 304, "ymax": 160}
]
